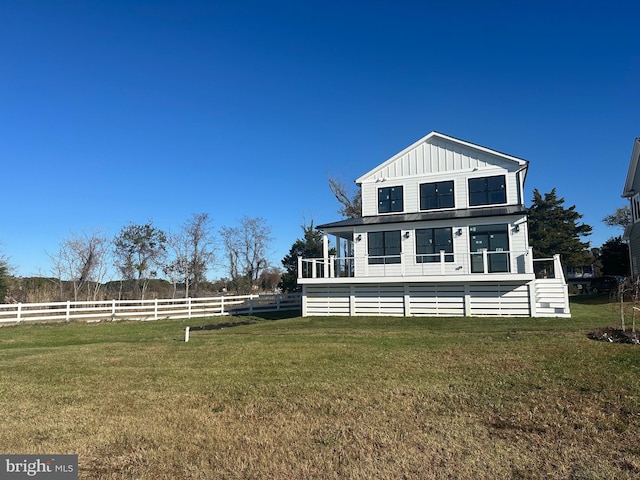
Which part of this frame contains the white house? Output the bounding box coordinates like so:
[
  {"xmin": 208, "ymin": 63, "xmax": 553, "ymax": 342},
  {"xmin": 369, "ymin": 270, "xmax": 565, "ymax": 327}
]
[
  {"xmin": 622, "ymin": 137, "xmax": 640, "ymax": 279},
  {"xmin": 297, "ymin": 131, "xmax": 570, "ymax": 317}
]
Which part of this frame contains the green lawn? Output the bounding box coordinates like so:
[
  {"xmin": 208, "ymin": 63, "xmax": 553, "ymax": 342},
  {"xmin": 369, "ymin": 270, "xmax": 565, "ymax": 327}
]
[{"xmin": 0, "ymin": 298, "xmax": 639, "ymax": 479}]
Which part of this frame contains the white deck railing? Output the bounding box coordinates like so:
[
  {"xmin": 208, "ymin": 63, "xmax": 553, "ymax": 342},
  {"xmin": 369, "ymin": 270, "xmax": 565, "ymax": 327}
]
[
  {"xmin": 298, "ymin": 248, "xmax": 538, "ymax": 279},
  {"xmin": 0, "ymin": 293, "xmax": 302, "ymax": 325}
]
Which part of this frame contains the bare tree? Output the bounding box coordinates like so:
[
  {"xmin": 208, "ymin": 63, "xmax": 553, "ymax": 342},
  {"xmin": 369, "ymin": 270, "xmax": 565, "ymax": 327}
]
[
  {"xmin": 603, "ymin": 205, "xmax": 632, "ymax": 230},
  {"xmin": 47, "ymin": 230, "xmax": 110, "ymax": 301},
  {"xmin": 165, "ymin": 213, "xmax": 216, "ymax": 298},
  {"xmin": 329, "ymin": 176, "xmax": 361, "ymax": 218},
  {"xmin": 113, "ymin": 222, "xmax": 167, "ymax": 300},
  {"xmin": 220, "ymin": 216, "xmax": 272, "ymax": 294},
  {"xmin": 0, "ymin": 244, "xmax": 11, "ymax": 303}
]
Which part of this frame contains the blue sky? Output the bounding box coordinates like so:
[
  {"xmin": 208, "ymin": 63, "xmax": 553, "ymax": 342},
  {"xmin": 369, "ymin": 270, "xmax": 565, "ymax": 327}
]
[{"xmin": 2, "ymin": 0, "xmax": 639, "ymax": 279}]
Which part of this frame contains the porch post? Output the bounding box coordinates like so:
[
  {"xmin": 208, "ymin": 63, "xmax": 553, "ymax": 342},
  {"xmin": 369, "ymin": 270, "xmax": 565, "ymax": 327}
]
[
  {"xmin": 323, "ymin": 232, "xmax": 330, "ymax": 278},
  {"xmin": 526, "ymin": 247, "xmax": 534, "ymax": 274}
]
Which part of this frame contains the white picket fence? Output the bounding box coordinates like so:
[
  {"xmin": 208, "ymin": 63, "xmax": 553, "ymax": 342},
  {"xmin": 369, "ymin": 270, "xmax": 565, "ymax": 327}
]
[{"xmin": 0, "ymin": 293, "xmax": 302, "ymax": 325}]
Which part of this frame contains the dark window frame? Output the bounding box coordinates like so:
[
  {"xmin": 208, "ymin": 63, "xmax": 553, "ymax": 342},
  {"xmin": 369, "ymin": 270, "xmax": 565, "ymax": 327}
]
[
  {"xmin": 469, "ymin": 224, "xmax": 510, "ymax": 273},
  {"xmin": 468, "ymin": 175, "xmax": 506, "ymax": 206},
  {"xmin": 368, "ymin": 230, "xmax": 402, "ymax": 264},
  {"xmin": 378, "ymin": 186, "xmax": 404, "ymax": 213},
  {"xmin": 416, "ymin": 227, "xmax": 454, "ymax": 263},
  {"xmin": 420, "ymin": 181, "xmax": 455, "ymax": 210}
]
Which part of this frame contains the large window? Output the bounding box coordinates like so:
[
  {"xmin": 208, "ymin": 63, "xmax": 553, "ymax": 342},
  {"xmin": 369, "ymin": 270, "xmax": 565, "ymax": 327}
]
[
  {"xmin": 420, "ymin": 181, "xmax": 454, "ymax": 210},
  {"xmin": 468, "ymin": 175, "xmax": 506, "ymax": 206},
  {"xmin": 416, "ymin": 228, "xmax": 454, "ymax": 263},
  {"xmin": 368, "ymin": 231, "xmax": 401, "ymax": 264},
  {"xmin": 469, "ymin": 224, "xmax": 509, "ymax": 273},
  {"xmin": 378, "ymin": 186, "xmax": 403, "ymax": 213}
]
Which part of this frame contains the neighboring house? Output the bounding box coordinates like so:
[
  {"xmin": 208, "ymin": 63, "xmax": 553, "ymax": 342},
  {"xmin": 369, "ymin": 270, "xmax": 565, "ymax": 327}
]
[
  {"xmin": 622, "ymin": 137, "xmax": 640, "ymax": 279},
  {"xmin": 297, "ymin": 131, "xmax": 570, "ymax": 317}
]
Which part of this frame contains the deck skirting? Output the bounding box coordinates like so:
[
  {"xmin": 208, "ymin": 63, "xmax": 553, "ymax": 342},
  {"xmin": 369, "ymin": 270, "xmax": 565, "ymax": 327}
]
[{"xmin": 302, "ymin": 280, "xmax": 569, "ymax": 318}]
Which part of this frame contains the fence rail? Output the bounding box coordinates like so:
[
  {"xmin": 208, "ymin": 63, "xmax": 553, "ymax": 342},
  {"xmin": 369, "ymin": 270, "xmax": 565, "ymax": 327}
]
[{"xmin": 0, "ymin": 293, "xmax": 302, "ymax": 325}]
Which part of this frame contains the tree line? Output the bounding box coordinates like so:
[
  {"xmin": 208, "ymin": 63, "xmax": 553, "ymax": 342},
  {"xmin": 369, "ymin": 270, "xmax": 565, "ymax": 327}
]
[{"xmin": 0, "ymin": 213, "xmax": 281, "ymax": 303}]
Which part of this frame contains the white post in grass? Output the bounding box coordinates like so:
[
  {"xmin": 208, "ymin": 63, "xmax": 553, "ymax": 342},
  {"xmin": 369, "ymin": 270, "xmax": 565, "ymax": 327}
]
[{"xmin": 185, "ymin": 326, "xmax": 190, "ymax": 343}]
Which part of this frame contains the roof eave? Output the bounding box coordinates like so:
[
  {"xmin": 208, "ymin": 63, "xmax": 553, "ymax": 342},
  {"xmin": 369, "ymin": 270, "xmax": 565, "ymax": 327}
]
[
  {"xmin": 355, "ymin": 131, "xmax": 529, "ymax": 185},
  {"xmin": 622, "ymin": 138, "xmax": 640, "ymax": 198}
]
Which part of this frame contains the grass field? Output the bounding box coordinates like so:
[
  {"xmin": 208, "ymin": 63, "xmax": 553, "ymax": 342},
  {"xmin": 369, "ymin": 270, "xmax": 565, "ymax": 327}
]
[{"xmin": 1, "ymin": 297, "xmax": 639, "ymax": 479}]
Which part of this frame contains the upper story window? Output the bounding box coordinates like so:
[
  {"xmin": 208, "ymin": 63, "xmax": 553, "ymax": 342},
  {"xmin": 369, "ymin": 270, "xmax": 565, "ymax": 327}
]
[
  {"xmin": 378, "ymin": 186, "xmax": 403, "ymax": 213},
  {"xmin": 416, "ymin": 227, "xmax": 454, "ymax": 263},
  {"xmin": 368, "ymin": 230, "xmax": 401, "ymax": 264},
  {"xmin": 468, "ymin": 175, "xmax": 506, "ymax": 206},
  {"xmin": 420, "ymin": 181, "xmax": 454, "ymax": 210}
]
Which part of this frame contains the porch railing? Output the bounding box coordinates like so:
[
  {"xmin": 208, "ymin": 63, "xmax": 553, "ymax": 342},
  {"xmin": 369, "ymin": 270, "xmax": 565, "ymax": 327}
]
[{"xmin": 298, "ymin": 248, "xmax": 541, "ymax": 279}]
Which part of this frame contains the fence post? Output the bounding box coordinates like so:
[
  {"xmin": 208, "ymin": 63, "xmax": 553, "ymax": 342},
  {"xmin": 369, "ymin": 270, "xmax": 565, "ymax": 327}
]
[
  {"xmin": 154, "ymin": 299, "xmax": 158, "ymax": 321},
  {"xmin": 221, "ymin": 296, "xmax": 225, "ymax": 315},
  {"xmin": 188, "ymin": 297, "xmax": 192, "ymax": 319},
  {"xmin": 112, "ymin": 299, "xmax": 116, "ymax": 319},
  {"xmin": 17, "ymin": 303, "xmax": 22, "ymax": 323},
  {"xmin": 249, "ymin": 294, "xmax": 254, "ymax": 315},
  {"xmin": 66, "ymin": 301, "xmax": 71, "ymax": 322},
  {"xmin": 297, "ymin": 256, "xmax": 302, "ymax": 279}
]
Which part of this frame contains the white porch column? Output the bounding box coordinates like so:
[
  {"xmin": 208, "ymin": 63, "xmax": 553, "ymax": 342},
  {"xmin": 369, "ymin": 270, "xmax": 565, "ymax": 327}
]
[{"xmin": 323, "ymin": 232, "xmax": 330, "ymax": 278}]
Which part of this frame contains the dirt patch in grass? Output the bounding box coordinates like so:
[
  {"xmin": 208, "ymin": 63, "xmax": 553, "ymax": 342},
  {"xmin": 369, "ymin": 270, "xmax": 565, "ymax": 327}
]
[
  {"xmin": 188, "ymin": 320, "xmax": 255, "ymax": 331},
  {"xmin": 587, "ymin": 327, "xmax": 640, "ymax": 344}
]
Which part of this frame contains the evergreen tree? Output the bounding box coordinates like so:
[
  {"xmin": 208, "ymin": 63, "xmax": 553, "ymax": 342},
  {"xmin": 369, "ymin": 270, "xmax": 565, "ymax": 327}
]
[
  {"xmin": 527, "ymin": 188, "xmax": 593, "ymax": 268},
  {"xmin": 598, "ymin": 236, "xmax": 630, "ymax": 276},
  {"xmin": 280, "ymin": 222, "xmax": 325, "ymax": 292}
]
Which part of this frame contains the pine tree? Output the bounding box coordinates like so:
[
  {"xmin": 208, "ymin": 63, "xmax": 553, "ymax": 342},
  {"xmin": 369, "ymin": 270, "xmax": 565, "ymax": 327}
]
[
  {"xmin": 527, "ymin": 188, "xmax": 593, "ymax": 268},
  {"xmin": 598, "ymin": 237, "xmax": 630, "ymax": 276},
  {"xmin": 279, "ymin": 222, "xmax": 325, "ymax": 292}
]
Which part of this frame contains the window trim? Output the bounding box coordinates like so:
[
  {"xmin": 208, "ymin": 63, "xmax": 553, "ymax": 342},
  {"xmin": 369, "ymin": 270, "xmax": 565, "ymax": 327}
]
[
  {"xmin": 469, "ymin": 224, "xmax": 510, "ymax": 273},
  {"xmin": 378, "ymin": 186, "xmax": 404, "ymax": 214},
  {"xmin": 415, "ymin": 227, "xmax": 454, "ymax": 263},
  {"xmin": 419, "ymin": 180, "xmax": 455, "ymax": 211},
  {"xmin": 368, "ymin": 230, "xmax": 402, "ymax": 264},
  {"xmin": 468, "ymin": 175, "xmax": 506, "ymax": 206}
]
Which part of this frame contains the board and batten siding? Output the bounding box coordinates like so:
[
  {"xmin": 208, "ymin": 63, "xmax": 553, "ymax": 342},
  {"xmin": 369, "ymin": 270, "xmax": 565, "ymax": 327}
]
[{"xmin": 361, "ymin": 136, "xmax": 518, "ymax": 182}]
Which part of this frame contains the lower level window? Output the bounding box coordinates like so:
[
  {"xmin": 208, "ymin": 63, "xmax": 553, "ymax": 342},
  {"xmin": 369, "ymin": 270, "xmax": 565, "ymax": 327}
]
[
  {"xmin": 368, "ymin": 231, "xmax": 401, "ymax": 264},
  {"xmin": 470, "ymin": 224, "xmax": 509, "ymax": 273},
  {"xmin": 416, "ymin": 228, "xmax": 454, "ymax": 263}
]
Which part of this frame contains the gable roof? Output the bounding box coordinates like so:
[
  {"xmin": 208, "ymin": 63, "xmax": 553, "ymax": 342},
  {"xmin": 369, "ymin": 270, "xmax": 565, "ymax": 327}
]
[
  {"xmin": 355, "ymin": 131, "xmax": 528, "ymax": 185},
  {"xmin": 622, "ymin": 137, "xmax": 640, "ymax": 198}
]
